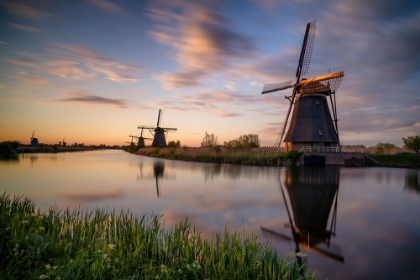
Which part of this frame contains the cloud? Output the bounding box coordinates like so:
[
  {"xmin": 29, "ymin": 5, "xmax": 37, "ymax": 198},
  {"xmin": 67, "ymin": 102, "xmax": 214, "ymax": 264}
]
[
  {"xmin": 15, "ymin": 75, "xmax": 56, "ymax": 88},
  {"xmin": 7, "ymin": 22, "xmax": 41, "ymax": 32},
  {"xmin": 88, "ymin": 0, "xmax": 128, "ymax": 15},
  {"xmin": 59, "ymin": 90, "xmax": 127, "ymax": 108},
  {"xmin": 220, "ymin": 111, "xmax": 241, "ymax": 117},
  {"xmin": 1, "ymin": 1, "xmax": 50, "ymax": 20},
  {"xmin": 46, "ymin": 60, "xmax": 92, "ymax": 80},
  {"xmin": 49, "ymin": 43, "xmax": 142, "ymax": 82},
  {"xmin": 148, "ymin": 0, "xmax": 255, "ymax": 89},
  {"xmin": 5, "ymin": 58, "xmax": 38, "ymax": 67}
]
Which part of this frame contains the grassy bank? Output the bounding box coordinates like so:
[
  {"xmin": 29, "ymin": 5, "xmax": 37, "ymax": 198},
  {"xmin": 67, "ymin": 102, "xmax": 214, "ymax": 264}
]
[
  {"xmin": 0, "ymin": 193, "xmax": 314, "ymax": 279},
  {"xmin": 367, "ymin": 154, "xmax": 419, "ymax": 169},
  {"xmin": 127, "ymin": 146, "xmax": 302, "ymax": 166}
]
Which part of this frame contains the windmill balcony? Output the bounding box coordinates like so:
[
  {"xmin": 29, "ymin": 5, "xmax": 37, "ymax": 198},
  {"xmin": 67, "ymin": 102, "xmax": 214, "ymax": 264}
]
[{"xmin": 299, "ymin": 146, "xmax": 365, "ymax": 153}]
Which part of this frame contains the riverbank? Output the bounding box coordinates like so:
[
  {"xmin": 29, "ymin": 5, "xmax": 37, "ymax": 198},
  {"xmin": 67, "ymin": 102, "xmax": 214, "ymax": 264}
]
[
  {"xmin": 367, "ymin": 154, "xmax": 419, "ymax": 169},
  {"xmin": 126, "ymin": 146, "xmax": 419, "ymax": 168},
  {"xmin": 127, "ymin": 146, "xmax": 302, "ymax": 166},
  {"xmin": 13, "ymin": 146, "xmax": 112, "ymax": 154},
  {"xmin": 0, "ymin": 193, "xmax": 314, "ymax": 279}
]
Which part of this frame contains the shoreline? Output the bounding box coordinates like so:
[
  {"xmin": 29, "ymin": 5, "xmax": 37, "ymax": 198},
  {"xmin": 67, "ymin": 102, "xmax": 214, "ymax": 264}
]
[{"xmin": 126, "ymin": 146, "xmax": 419, "ymax": 169}]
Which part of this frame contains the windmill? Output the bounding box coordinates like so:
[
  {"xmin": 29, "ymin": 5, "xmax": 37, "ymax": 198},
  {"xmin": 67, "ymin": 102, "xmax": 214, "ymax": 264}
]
[
  {"xmin": 129, "ymin": 126, "xmax": 153, "ymax": 148},
  {"xmin": 30, "ymin": 131, "xmax": 39, "ymax": 147},
  {"xmin": 139, "ymin": 109, "xmax": 177, "ymax": 148},
  {"xmin": 261, "ymin": 21, "xmax": 344, "ymax": 151},
  {"xmin": 261, "ymin": 166, "xmax": 344, "ymax": 265},
  {"xmin": 59, "ymin": 138, "xmax": 66, "ymax": 147}
]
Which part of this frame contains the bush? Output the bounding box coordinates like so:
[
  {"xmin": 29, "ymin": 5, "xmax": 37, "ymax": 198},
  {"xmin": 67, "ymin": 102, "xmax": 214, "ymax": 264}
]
[
  {"xmin": 167, "ymin": 140, "xmax": 181, "ymax": 148},
  {"xmin": 402, "ymin": 135, "xmax": 420, "ymax": 152}
]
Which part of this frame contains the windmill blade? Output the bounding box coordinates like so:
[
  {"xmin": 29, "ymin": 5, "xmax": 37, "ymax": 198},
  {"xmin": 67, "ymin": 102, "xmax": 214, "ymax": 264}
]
[
  {"xmin": 261, "ymin": 227, "xmax": 344, "ymax": 263},
  {"xmin": 137, "ymin": 126, "xmax": 155, "ymax": 130},
  {"xmin": 277, "ymin": 88, "xmax": 297, "ymax": 147},
  {"xmin": 161, "ymin": 127, "xmax": 177, "ymax": 131},
  {"xmin": 157, "ymin": 109, "xmax": 162, "ymax": 127},
  {"xmin": 31, "ymin": 130, "xmax": 34, "ymax": 139},
  {"xmin": 296, "ymin": 20, "xmax": 316, "ymax": 80},
  {"xmin": 261, "ymin": 80, "xmax": 293, "ymax": 94},
  {"xmin": 298, "ymin": 71, "xmax": 344, "ymax": 94}
]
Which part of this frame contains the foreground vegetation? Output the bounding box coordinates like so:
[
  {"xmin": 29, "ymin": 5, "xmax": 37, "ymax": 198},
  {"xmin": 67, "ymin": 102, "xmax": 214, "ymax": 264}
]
[{"xmin": 0, "ymin": 193, "xmax": 314, "ymax": 279}]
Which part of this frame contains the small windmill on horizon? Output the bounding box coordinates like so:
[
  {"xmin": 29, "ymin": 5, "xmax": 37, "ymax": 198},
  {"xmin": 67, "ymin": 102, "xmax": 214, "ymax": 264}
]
[
  {"xmin": 261, "ymin": 21, "xmax": 344, "ymax": 151},
  {"xmin": 30, "ymin": 131, "xmax": 39, "ymax": 147},
  {"xmin": 139, "ymin": 109, "xmax": 177, "ymax": 148}
]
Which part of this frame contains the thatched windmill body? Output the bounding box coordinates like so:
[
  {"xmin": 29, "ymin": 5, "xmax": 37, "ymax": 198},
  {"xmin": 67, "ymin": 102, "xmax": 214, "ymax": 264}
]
[
  {"xmin": 139, "ymin": 109, "xmax": 177, "ymax": 148},
  {"xmin": 261, "ymin": 21, "xmax": 344, "ymax": 151}
]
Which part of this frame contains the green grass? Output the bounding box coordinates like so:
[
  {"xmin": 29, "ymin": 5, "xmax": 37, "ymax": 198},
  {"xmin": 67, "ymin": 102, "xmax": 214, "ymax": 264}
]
[
  {"xmin": 0, "ymin": 193, "xmax": 315, "ymax": 279},
  {"xmin": 368, "ymin": 154, "xmax": 419, "ymax": 168},
  {"xmin": 128, "ymin": 147, "xmax": 302, "ymax": 166}
]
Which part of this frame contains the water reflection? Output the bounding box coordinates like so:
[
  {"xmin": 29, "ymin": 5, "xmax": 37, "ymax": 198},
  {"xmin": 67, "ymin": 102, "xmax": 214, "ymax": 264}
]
[
  {"xmin": 138, "ymin": 161, "xmax": 176, "ymax": 197},
  {"xmin": 404, "ymin": 170, "xmax": 420, "ymax": 193},
  {"xmin": 262, "ymin": 166, "xmax": 344, "ymax": 264},
  {"xmin": 0, "ymin": 155, "xmax": 20, "ymax": 163}
]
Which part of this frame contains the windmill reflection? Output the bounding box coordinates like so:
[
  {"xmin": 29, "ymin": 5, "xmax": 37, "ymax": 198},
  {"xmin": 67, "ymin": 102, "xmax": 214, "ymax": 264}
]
[
  {"xmin": 137, "ymin": 161, "xmax": 175, "ymax": 197},
  {"xmin": 262, "ymin": 166, "xmax": 344, "ymax": 265}
]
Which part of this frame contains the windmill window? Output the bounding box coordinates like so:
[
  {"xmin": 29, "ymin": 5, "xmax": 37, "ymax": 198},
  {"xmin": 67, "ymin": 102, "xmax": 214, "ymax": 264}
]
[
  {"xmin": 316, "ymin": 100, "xmax": 319, "ymax": 105},
  {"xmin": 319, "ymin": 129, "xmax": 323, "ymax": 136}
]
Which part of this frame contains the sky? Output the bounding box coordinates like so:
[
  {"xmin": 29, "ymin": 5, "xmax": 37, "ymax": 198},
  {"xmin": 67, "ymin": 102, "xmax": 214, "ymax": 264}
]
[{"xmin": 0, "ymin": 0, "xmax": 419, "ymax": 147}]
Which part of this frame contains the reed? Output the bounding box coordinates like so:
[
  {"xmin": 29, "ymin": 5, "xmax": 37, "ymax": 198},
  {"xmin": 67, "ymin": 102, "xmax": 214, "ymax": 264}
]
[
  {"xmin": 132, "ymin": 147, "xmax": 302, "ymax": 166},
  {"xmin": 0, "ymin": 193, "xmax": 315, "ymax": 279}
]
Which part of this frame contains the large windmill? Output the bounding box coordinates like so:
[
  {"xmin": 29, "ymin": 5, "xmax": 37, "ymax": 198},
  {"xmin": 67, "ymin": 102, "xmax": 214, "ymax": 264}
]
[
  {"xmin": 139, "ymin": 109, "xmax": 177, "ymax": 148},
  {"xmin": 261, "ymin": 21, "xmax": 344, "ymax": 151}
]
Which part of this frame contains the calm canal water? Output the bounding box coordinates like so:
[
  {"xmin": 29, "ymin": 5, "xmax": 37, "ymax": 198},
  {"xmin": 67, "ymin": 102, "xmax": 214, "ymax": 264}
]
[{"xmin": 1, "ymin": 150, "xmax": 419, "ymax": 279}]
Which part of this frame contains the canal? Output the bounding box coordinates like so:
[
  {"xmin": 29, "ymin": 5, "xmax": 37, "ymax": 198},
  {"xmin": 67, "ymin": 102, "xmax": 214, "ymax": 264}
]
[{"xmin": 0, "ymin": 150, "xmax": 419, "ymax": 279}]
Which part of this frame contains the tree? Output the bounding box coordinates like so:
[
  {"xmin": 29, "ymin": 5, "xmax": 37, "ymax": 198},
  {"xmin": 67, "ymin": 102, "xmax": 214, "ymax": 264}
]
[
  {"xmin": 224, "ymin": 134, "xmax": 260, "ymax": 152},
  {"xmin": 167, "ymin": 140, "xmax": 181, "ymax": 148},
  {"xmin": 374, "ymin": 142, "xmax": 396, "ymax": 154},
  {"xmin": 402, "ymin": 135, "xmax": 420, "ymax": 152},
  {"xmin": 0, "ymin": 141, "xmax": 21, "ymax": 154},
  {"xmin": 201, "ymin": 132, "xmax": 218, "ymax": 147}
]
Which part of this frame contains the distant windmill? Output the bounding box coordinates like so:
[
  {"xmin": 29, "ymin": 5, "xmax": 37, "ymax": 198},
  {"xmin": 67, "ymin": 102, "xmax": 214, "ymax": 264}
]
[
  {"xmin": 59, "ymin": 138, "xmax": 66, "ymax": 147},
  {"xmin": 261, "ymin": 21, "xmax": 344, "ymax": 151},
  {"xmin": 30, "ymin": 131, "xmax": 39, "ymax": 147},
  {"xmin": 129, "ymin": 126, "xmax": 153, "ymax": 148},
  {"xmin": 139, "ymin": 109, "xmax": 177, "ymax": 148}
]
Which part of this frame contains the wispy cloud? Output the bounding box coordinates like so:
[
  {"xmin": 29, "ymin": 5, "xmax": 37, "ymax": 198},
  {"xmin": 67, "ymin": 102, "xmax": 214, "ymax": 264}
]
[
  {"xmin": 45, "ymin": 60, "xmax": 92, "ymax": 80},
  {"xmin": 8, "ymin": 22, "xmax": 41, "ymax": 32},
  {"xmin": 148, "ymin": 0, "xmax": 255, "ymax": 89},
  {"xmin": 1, "ymin": 1, "xmax": 50, "ymax": 20},
  {"xmin": 15, "ymin": 75, "xmax": 56, "ymax": 88},
  {"xmin": 59, "ymin": 90, "xmax": 127, "ymax": 108},
  {"xmin": 88, "ymin": 0, "xmax": 128, "ymax": 15},
  {"xmin": 49, "ymin": 43, "xmax": 143, "ymax": 82},
  {"xmin": 5, "ymin": 58, "xmax": 38, "ymax": 67}
]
